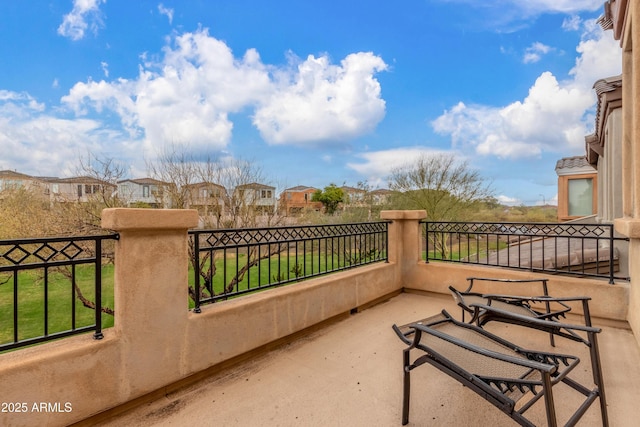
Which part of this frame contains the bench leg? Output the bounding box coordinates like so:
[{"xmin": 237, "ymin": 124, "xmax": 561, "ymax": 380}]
[
  {"xmin": 542, "ymin": 372, "xmax": 558, "ymax": 427},
  {"xmin": 589, "ymin": 333, "xmax": 609, "ymax": 427},
  {"xmin": 402, "ymin": 348, "xmax": 411, "ymax": 425}
]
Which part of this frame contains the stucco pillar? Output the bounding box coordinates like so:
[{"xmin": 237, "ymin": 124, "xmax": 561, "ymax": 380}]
[
  {"xmin": 380, "ymin": 210, "xmax": 427, "ymax": 287},
  {"xmin": 101, "ymin": 208, "xmax": 199, "ymax": 395},
  {"xmin": 614, "ymin": 0, "xmax": 640, "ymax": 342}
]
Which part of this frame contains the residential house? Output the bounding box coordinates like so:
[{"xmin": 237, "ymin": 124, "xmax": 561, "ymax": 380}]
[
  {"xmin": 340, "ymin": 185, "xmax": 366, "ymax": 206},
  {"xmin": 117, "ymin": 178, "xmax": 169, "ymax": 208},
  {"xmin": 0, "ymin": 170, "xmax": 46, "ymax": 199},
  {"xmin": 233, "ymin": 182, "xmax": 276, "ymax": 214},
  {"xmin": 43, "ymin": 176, "xmax": 116, "ymax": 204},
  {"xmin": 279, "ymin": 185, "xmax": 322, "ymax": 216},
  {"xmin": 1, "ymin": 170, "xmax": 119, "ymax": 205},
  {"xmin": 185, "ymin": 181, "xmax": 227, "ymax": 216},
  {"xmin": 370, "ymin": 188, "xmax": 392, "ymax": 206},
  {"xmin": 555, "ymin": 156, "xmax": 598, "ymax": 221}
]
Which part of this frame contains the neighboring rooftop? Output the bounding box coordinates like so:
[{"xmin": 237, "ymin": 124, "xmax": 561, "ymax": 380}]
[
  {"xmin": 117, "ymin": 178, "xmax": 169, "ymax": 185},
  {"xmin": 283, "ymin": 185, "xmax": 317, "ymax": 192},
  {"xmin": 555, "ymin": 156, "xmax": 596, "ymax": 175}
]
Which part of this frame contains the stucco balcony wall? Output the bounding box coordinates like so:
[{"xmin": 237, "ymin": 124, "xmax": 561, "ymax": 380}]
[
  {"xmin": 410, "ymin": 262, "xmax": 630, "ymax": 324},
  {"xmin": 184, "ymin": 261, "xmax": 400, "ymax": 374},
  {"xmin": 0, "ymin": 209, "xmax": 635, "ymax": 427},
  {"xmin": 0, "ymin": 209, "xmax": 402, "ymax": 427}
]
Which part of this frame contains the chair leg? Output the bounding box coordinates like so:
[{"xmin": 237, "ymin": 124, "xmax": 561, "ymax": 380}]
[
  {"xmin": 581, "ymin": 300, "xmax": 609, "ymax": 426},
  {"xmin": 541, "ymin": 372, "xmax": 558, "ymax": 427},
  {"xmin": 402, "ymin": 348, "xmax": 411, "ymax": 425},
  {"xmin": 588, "ymin": 332, "xmax": 609, "ymax": 427}
]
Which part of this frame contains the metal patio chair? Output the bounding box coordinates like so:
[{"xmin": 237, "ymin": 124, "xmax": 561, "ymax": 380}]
[
  {"xmin": 392, "ymin": 310, "xmax": 608, "ymax": 426},
  {"xmin": 449, "ymin": 277, "xmax": 579, "ymax": 346}
]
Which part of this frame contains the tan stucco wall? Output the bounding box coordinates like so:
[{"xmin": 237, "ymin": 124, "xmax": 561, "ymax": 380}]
[
  {"xmin": 624, "ymin": 239, "xmax": 640, "ymax": 338},
  {"xmin": 406, "ymin": 262, "xmax": 629, "ymax": 323},
  {"xmin": 184, "ymin": 262, "xmax": 398, "ymax": 374},
  {"xmin": 0, "ymin": 208, "xmax": 633, "ymax": 426},
  {"xmin": 0, "ymin": 209, "xmax": 401, "ymax": 427},
  {"xmin": 612, "ymin": 0, "xmax": 640, "ymax": 344}
]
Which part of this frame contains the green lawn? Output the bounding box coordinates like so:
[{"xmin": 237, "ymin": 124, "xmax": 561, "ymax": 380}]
[
  {"xmin": 2, "ymin": 249, "xmax": 385, "ymax": 346},
  {"xmin": 423, "ymin": 238, "xmax": 508, "ymax": 261},
  {"xmin": 191, "ymin": 249, "xmax": 384, "ymax": 304},
  {"xmin": 0, "ymin": 265, "xmax": 115, "ymax": 346}
]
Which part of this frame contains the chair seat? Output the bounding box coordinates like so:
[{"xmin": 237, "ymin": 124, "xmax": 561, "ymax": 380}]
[
  {"xmin": 449, "ymin": 277, "xmax": 574, "ymax": 347},
  {"xmin": 392, "ymin": 310, "xmax": 607, "ymax": 426},
  {"xmin": 457, "ymin": 293, "xmax": 539, "ymax": 318}
]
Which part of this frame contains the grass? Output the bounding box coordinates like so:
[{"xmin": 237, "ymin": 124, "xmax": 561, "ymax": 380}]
[
  {"xmin": 423, "ymin": 237, "xmax": 508, "ymax": 261},
  {"xmin": 0, "ymin": 265, "xmax": 115, "ymax": 346},
  {"xmin": 2, "ymin": 248, "xmax": 384, "ymax": 346},
  {"xmin": 191, "ymin": 248, "xmax": 384, "ymax": 304}
]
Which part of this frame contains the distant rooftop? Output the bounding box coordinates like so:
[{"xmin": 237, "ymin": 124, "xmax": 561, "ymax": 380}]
[
  {"xmin": 284, "ymin": 185, "xmax": 317, "ymax": 192},
  {"xmin": 555, "ymin": 156, "xmax": 596, "ymax": 176},
  {"xmin": 117, "ymin": 178, "xmax": 169, "ymax": 186}
]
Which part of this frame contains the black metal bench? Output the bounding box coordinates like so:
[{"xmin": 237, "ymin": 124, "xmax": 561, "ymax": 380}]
[
  {"xmin": 392, "ymin": 310, "xmax": 608, "ymax": 426},
  {"xmin": 449, "ymin": 277, "xmax": 574, "ymax": 346}
]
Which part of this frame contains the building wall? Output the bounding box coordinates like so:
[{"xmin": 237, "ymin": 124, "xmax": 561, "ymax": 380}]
[
  {"xmin": 613, "ymin": 0, "xmax": 640, "ymax": 342},
  {"xmin": 557, "ymin": 172, "xmax": 598, "ymax": 221},
  {"xmin": 237, "ymin": 186, "xmax": 276, "ymax": 209},
  {"xmin": 598, "ymin": 108, "xmax": 624, "ymax": 222},
  {"xmin": 117, "ymin": 181, "xmax": 164, "ymax": 207},
  {"xmin": 281, "ymin": 189, "xmax": 323, "ymax": 214}
]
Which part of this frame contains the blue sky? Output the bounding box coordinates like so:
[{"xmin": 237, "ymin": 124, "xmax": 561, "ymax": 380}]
[{"xmin": 0, "ymin": 0, "xmax": 622, "ymax": 205}]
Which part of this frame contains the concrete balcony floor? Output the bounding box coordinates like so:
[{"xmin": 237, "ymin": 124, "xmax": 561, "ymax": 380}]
[{"xmin": 93, "ymin": 292, "xmax": 640, "ymax": 426}]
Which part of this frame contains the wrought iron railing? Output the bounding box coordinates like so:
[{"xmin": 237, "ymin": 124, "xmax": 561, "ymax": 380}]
[
  {"xmin": 423, "ymin": 221, "xmax": 630, "ymax": 284},
  {"xmin": 0, "ymin": 234, "xmax": 118, "ymax": 352},
  {"xmin": 189, "ymin": 221, "xmax": 389, "ymax": 310}
]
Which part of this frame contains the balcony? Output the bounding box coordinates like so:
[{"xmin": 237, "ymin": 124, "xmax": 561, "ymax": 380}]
[
  {"xmin": 1, "ymin": 209, "xmax": 638, "ymax": 427},
  {"xmin": 85, "ymin": 291, "xmax": 640, "ymax": 427}
]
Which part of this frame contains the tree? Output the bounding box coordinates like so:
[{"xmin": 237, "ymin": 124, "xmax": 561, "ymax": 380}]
[
  {"xmin": 198, "ymin": 156, "xmax": 277, "ymax": 229},
  {"xmin": 388, "ymin": 153, "xmax": 493, "ymax": 259},
  {"xmin": 71, "ymin": 152, "xmax": 129, "ymax": 233},
  {"xmin": 146, "ymin": 144, "xmax": 198, "ymax": 209},
  {"xmin": 146, "ymin": 146, "xmax": 286, "ymax": 304},
  {"xmin": 0, "ymin": 187, "xmax": 54, "ymax": 238},
  {"xmin": 388, "ymin": 153, "xmax": 493, "ymax": 221},
  {"xmin": 76, "ymin": 152, "xmax": 128, "ymax": 209},
  {"xmin": 312, "ymin": 184, "xmax": 344, "ymax": 215}
]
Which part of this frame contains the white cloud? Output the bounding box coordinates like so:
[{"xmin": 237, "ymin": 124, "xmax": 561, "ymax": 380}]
[
  {"xmin": 440, "ymin": 0, "xmax": 602, "ymax": 31},
  {"xmin": 516, "ymin": 0, "xmax": 602, "ymax": 14},
  {"xmin": 253, "ymin": 52, "xmax": 388, "ymax": 145},
  {"xmin": 0, "ymin": 90, "xmax": 45, "ymax": 113},
  {"xmin": 562, "ymin": 15, "xmax": 582, "ymax": 31},
  {"xmin": 447, "ymin": 0, "xmax": 602, "ymax": 16},
  {"xmin": 101, "ymin": 61, "xmax": 109, "ymax": 77},
  {"xmin": 0, "ymin": 92, "xmax": 115, "ymax": 176},
  {"xmin": 432, "ymin": 24, "xmax": 621, "ymax": 159},
  {"xmin": 158, "ymin": 3, "xmax": 174, "ymax": 24},
  {"xmin": 523, "ymin": 42, "xmax": 552, "ymax": 64},
  {"xmin": 347, "ymin": 147, "xmax": 450, "ymax": 183},
  {"xmin": 62, "ymin": 29, "xmax": 387, "ymax": 153},
  {"xmin": 496, "ymin": 194, "xmax": 521, "ymax": 206},
  {"xmin": 58, "ymin": 0, "xmax": 106, "ymax": 41}
]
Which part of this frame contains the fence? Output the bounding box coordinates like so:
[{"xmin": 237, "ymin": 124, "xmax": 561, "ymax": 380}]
[
  {"xmin": 423, "ymin": 221, "xmax": 630, "ymax": 284},
  {"xmin": 189, "ymin": 221, "xmax": 389, "ymax": 310},
  {"xmin": 0, "ymin": 234, "xmax": 118, "ymax": 352}
]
